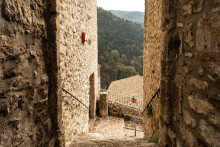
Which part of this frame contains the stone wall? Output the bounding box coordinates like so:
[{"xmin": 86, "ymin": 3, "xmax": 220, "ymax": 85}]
[
  {"xmin": 0, "ymin": 0, "xmax": 60, "ymax": 146},
  {"xmin": 108, "ymin": 102, "xmax": 142, "ymax": 123},
  {"xmin": 0, "ymin": 0, "xmax": 98, "ymax": 146},
  {"xmin": 143, "ymin": 0, "xmax": 162, "ymax": 138},
  {"xmin": 144, "ymin": 0, "xmax": 220, "ymax": 146},
  {"xmin": 59, "ymin": 0, "xmax": 98, "ymax": 144}
]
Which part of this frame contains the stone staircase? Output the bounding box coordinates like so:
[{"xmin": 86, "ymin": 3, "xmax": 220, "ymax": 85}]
[
  {"xmin": 67, "ymin": 116, "xmax": 158, "ymax": 147},
  {"xmin": 71, "ymin": 136, "xmax": 158, "ymax": 147}
]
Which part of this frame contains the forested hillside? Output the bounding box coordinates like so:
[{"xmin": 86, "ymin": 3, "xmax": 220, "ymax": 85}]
[
  {"xmin": 110, "ymin": 10, "xmax": 144, "ymax": 27},
  {"xmin": 98, "ymin": 7, "xmax": 144, "ymax": 89}
]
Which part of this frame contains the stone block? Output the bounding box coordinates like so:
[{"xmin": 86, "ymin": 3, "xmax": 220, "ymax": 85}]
[
  {"xmin": 185, "ymin": 23, "xmax": 194, "ymax": 47},
  {"xmin": 183, "ymin": 109, "xmax": 197, "ymax": 128},
  {"xmin": 196, "ymin": 10, "xmax": 220, "ymax": 53},
  {"xmin": 2, "ymin": 0, "xmax": 32, "ymax": 25},
  {"xmin": 192, "ymin": 0, "xmax": 203, "ymax": 13},
  {"xmin": 198, "ymin": 66, "xmax": 204, "ymax": 76},
  {"xmin": 43, "ymin": 119, "xmax": 52, "ymax": 134},
  {"xmin": 187, "ymin": 95, "xmax": 214, "ymax": 115},
  {"xmin": 199, "ymin": 119, "xmax": 220, "ymax": 147},
  {"xmin": 198, "ymin": 54, "xmax": 220, "ymax": 62},
  {"xmin": 189, "ymin": 78, "xmax": 208, "ymax": 90},
  {"xmin": 34, "ymin": 100, "xmax": 48, "ymax": 113},
  {"xmin": 180, "ymin": 123, "xmax": 197, "ymax": 147},
  {"xmin": 183, "ymin": 1, "xmax": 193, "ymax": 15},
  {"xmin": 36, "ymin": 128, "xmax": 44, "ymax": 143},
  {"xmin": 0, "ymin": 99, "xmax": 8, "ymax": 115},
  {"xmin": 209, "ymin": 63, "xmax": 220, "ymax": 81},
  {"xmin": 168, "ymin": 129, "xmax": 177, "ymax": 145},
  {"xmin": 183, "ymin": 0, "xmax": 203, "ymax": 15},
  {"xmin": 184, "ymin": 52, "xmax": 193, "ymax": 58},
  {"xmin": 215, "ymin": 0, "xmax": 220, "ymax": 4}
]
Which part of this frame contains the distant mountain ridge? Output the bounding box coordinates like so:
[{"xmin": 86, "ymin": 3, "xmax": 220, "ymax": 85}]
[{"xmin": 110, "ymin": 10, "xmax": 144, "ymax": 27}]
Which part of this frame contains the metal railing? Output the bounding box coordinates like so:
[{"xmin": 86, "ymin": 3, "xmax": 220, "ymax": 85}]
[
  {"xmin": 107, "ymin": 90, "xmax": 143, "ymax": 109},
  {"xmin": 123, "ymin": 114, "xmax": 144, "ymax": 137},
  {"xmin": 142, "ymin": 88, "xmax": 160, "ymax": 115},
  {"xmin": 62, "ymin": 87, "xmax": 90, "ymax": 109}
]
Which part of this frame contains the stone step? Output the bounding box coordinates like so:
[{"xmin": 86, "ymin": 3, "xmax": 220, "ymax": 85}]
[{"xmin": 71, "ymin": 136, "xmax": 158, "ymax": 147}]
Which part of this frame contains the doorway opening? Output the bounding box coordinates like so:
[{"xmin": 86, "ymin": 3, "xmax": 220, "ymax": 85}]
[{"xmin": 89, "ymin": 73, "xmax": 96, "ymax": 118}]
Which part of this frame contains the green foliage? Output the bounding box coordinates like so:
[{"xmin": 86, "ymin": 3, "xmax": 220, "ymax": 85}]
[
  {"xmin": 98, "ymin": 7, "xmax": 144, "ymax": 88},
  {"xmin": 88, "ymin": 39, "xmax": 92, "ymax": 45},
  {"xmin": 120, "ymin": 113, "xmax": 125, "ymax": 118},
  {"xmin": 148, "ymin": 133, "xmax": 159, "ymax": 144},
  {"xmin": 125, "ymin": 115, "xmax": 131, "ymax": 121}
]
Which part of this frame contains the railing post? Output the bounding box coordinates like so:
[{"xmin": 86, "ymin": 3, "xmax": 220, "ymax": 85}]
[
  {"xmin": 135, "ymin": 123, "xmax": 137, "ymax": 137},
  {"xmin": 99, "ymin": 92, "xmax": 108, "ymax": 117}
]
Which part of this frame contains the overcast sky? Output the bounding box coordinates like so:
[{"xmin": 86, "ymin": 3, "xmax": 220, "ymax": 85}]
[{"xmin": 97, "ymin": 0, "xmax": 145, "ymax": 12}]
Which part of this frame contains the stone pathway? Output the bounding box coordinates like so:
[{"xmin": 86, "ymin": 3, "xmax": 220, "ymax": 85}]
[
  {"xmin": 66, "ymin": 117, "xmax": 157, "ymax": 146},
  {"xmin": 89, "ymin": 116, "xmax": 125, "ymax": 136},
  {"xmin": 124, "ymin": 121, "xmax": 144, "ymax": 138},
  {"xmin": 89, "ymin": 116, "xmax": 144, "ymax": 138}
]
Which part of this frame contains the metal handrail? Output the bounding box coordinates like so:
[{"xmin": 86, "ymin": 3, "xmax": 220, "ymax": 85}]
[
  {"xmin": 108, "ymin": 100, "xmax": 143, "ymax": 110},
  {"xmin": 107, "ymin": 90, "xmax": 143, "ymax": 108},
  {"xmin": 124, "ymin": 127, "xmax": 144, "ymax": 132},
  {"xmin": 142, "ymin": 88, "xmax": 160, "ymax": 115},
  {"xmin": 124, "ymin": 114, "xmax": 142, "ymax": 119},
  {"xmin": 62, "ymin": 87, "xmax": 90, "ymax": 109},
  {"xmin": 107, "ymin": 90, "xmax": 142, "ymax": 100}
]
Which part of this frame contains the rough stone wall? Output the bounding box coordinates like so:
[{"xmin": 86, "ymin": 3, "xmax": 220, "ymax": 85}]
[
  {"xmin": 0, "ymin": 0, "xmax": 60, "ymax": 146},
  {"xmin": 143, "ymin": 0, "xmax": 162, "ymax": 138},
  {"xmin": 108, "ymin": 102, "xmax": 142, "ymax": 123},
  {"xmin": 158, "ymin": 0, "xmax": 220, "ymax": 146},
  {"xmin": 59, "ymin": 0, "xmax": 98, "ymax": 143}
]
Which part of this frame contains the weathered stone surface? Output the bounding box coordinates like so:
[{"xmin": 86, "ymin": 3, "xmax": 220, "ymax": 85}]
[
  {"xmin": 143, "ymin": 0, "xmax": 162, "ymax": 138},
  {"xmin": 198, "ymin": 53, "xmax": 220, "ymax": 62},
  {"xmin": 192, "ymin": 0, "xmax": 203, "ymax": 13},
  {"xmin": 189, "ymin": 78, "xmax": 208, "ymax": 90},
  {"xmin": 167, "ymin": 129, "xmax": 176, "ymax": 145},
  {"xmin": 199, "ymin": 120, "xmax": 220, "ymax": 147},
  {"xmin": 198, "ymin": 66, "xmax": 204, "ymax": 76},
  {"xmin": 59, "ymin": 0, "xmax": 99, "ymax": 143},
  {"xmin": 209, "ymin": 63, "xmax": 220, "ymax": 79},
  {"xmin": 2, "ymin": 0, "xmax": 32, "ymax": 24},
  {"xmin": 187, "ymin": 95, "xmax": 214, "ymax": 115},
  {"xmin": 108, "ymin": 102, "xmax": 142, "ymax": 123},
  {"xmin": 183, "ymin": 1, "xmax": 193, "ymax": 15},
  {"xmin": 183, "ymin": 0, "xmax": 203, "ymax": 15},
  {"xmin": 0, "ymin": 0, "xmax": 55, "ymax": 146},
  {"xmin": 196, "ymin": 10, "xmax": 220, "ymax": 53},
  {"xmin": 183, "ymin": 109, "xmax": 197, "ymax": 128},
  {"xmin": 145, "ymin": 0, "xmax": 220, "ymax": 146},
  {"xmin": 180, "ymin": 123, "xmax": 197, "ymax": 147},
  {"xmin": 215, "ymin": 0, "xmax": 220, "ymax": 4},
  {"xmin": 185, "ymin": 23, "xmax": 194, "ymax": 47},
  {"xmin": 184, "ymin": 52, "xmax": 193, "ymax": 58},
  {"xmin": 183, "ymin": 65, "xmax": 190, "ymax": 74},
  {"xmin": 99, "ymin": 92, "xmax": 108, "ymax": 117}
]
